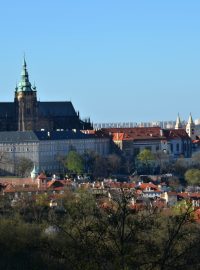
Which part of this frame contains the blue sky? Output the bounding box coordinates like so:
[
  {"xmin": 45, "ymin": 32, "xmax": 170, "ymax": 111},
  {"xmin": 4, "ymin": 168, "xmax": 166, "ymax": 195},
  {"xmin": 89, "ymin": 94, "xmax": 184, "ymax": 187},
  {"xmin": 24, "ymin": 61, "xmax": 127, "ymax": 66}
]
[{"xmin": 0, "ymin": 0, "xmax": 200, "ymax": 123}]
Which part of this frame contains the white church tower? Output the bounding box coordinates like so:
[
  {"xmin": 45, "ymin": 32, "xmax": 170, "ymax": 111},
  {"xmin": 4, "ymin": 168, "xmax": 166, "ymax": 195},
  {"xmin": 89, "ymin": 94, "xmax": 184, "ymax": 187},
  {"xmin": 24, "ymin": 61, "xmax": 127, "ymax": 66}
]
[
  {"xmin": 186, "ymin": 113, "xmax": 196, "ymax": 140},
  {"xmin": 175, "ymin": 113, "xmax": 182, "ymax": 129}
]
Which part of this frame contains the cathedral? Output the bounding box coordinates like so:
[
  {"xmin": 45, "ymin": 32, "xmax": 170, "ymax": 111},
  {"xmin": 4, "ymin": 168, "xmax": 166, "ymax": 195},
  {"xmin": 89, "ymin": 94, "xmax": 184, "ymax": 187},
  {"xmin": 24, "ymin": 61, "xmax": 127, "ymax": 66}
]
[{"xmin": 0, "ymin": 59, "xmax": 92, "ymax": 131}]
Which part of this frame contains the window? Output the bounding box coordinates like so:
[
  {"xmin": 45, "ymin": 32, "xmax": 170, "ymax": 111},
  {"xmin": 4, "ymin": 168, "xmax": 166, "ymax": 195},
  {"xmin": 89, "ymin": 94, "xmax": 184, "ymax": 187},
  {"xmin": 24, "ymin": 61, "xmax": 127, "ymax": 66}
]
[
  {"xmin": 176, "ymin": 143, "xmax": 179, "ymax": 152},
  {"xmin": 170, "ymin": 144, "xmax": 173, "ymax": 152}
]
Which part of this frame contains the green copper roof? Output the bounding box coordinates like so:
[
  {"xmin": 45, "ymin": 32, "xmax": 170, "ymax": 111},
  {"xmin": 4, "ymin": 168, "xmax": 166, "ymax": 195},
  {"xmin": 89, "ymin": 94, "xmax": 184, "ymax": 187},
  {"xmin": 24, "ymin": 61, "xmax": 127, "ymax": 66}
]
[{"xmin": 15, "ymin": 57, "xmax": 36, "ymax": 92}]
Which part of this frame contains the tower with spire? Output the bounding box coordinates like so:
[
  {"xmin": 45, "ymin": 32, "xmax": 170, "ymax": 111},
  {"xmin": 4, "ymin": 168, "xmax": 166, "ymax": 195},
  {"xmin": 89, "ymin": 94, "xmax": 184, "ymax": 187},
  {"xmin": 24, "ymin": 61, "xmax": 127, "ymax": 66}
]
[
  {"xmin": 0, "ymin": 57, "xmax": 92, "ymax": 132},
  {"xmin": 175, "ymin": 113, "xmax": 182, "ymax": 129},
  {"xmin": 14, "ymin": 57, "xmax": 38, "ymax": 131},
  {"xmin": 186, "ymin": 113, "xmax": 196, "ymax": 140}
]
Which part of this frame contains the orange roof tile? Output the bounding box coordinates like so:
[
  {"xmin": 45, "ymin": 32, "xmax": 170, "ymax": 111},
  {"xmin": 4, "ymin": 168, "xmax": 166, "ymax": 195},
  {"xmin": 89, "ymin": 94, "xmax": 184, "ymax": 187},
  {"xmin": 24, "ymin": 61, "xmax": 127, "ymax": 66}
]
[
  {"xmin": 139, "ymin": 183, "xmax": 159, "ymax": 190},
  {"xmin": 103, "ymin": 127, "xmax": 190, "ymax": 142}
]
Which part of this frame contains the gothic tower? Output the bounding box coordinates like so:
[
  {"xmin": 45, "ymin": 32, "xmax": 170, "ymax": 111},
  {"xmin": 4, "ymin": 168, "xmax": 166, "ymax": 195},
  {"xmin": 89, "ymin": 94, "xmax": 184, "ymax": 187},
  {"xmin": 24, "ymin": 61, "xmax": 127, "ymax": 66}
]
[
  {"xmin": 175, "ymin": 113, "xmax": 182, "ymax": 129},
  {"xmin": 15, "ymin": 58, "xmax": 38, "ymax": 131},
  {"xmin": 186, "ymin": 113, "xmax": 196, "ymax": 140}
]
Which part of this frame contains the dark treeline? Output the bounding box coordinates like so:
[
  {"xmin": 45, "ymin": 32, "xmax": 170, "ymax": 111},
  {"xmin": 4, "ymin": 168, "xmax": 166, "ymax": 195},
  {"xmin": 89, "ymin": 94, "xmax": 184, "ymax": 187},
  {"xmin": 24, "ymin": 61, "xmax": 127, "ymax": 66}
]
[
  {"xmin": 0, "ymin": 190, "xmax": 200, "ymax": 270},
  {"xmin": 62, "ymin": 150, "xmax": 200, "ymax": 181}
]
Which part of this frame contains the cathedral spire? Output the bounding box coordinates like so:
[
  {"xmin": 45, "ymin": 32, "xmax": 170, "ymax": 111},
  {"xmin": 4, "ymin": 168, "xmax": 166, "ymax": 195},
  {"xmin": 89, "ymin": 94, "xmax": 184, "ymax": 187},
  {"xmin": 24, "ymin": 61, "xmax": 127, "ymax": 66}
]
[
  {"xmin": 175, "ymin": 113, "xmax": 182, "ymax": 129},
  {"xmin": 17, "ymin": 57, "xmax": 32, "ymax": 92},
  {"xmin": 23, "ymin": 55, "xmax": 27, "ymax": 67}
]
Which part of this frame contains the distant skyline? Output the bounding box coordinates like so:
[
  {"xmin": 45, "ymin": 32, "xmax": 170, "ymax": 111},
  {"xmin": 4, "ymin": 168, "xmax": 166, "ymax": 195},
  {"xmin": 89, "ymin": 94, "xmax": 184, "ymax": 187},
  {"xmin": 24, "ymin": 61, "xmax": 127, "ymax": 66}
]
[{"xmin": 0, "ymin": 0, "xmax": 200, "ymax": 123}]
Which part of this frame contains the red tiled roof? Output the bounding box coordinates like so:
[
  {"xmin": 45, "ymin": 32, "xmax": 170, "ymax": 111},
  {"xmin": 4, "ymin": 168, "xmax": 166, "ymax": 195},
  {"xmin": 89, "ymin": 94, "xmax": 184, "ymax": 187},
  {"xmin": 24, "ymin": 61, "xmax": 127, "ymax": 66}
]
[
  {"xmin": 103, "ymin": 127, "xmax": 190, "ymax": 142},
  {"xmin": 104, "ymin": 127, "xmax": 162, "ymax": 141},
  {"xmin": 47, "ymin": 180, "xmax": 64, "ymax": 188},
  {"xmin": 112, "ymin": 133, "xmax": 124, "ymax": 141},
  {"xmin": 178, "ymin": 192, "xmax": 200, "ymax": 199},
  {"xmin": 47, "ymin": 180, "xmax": 56, "ymax": 188},
  {"xmin": 194, "ymin": 209, "xmax": 200, "ymax": 222},
  {"xmin": 193, "ymin": 139, "xmax": 200, "ymax": 144},
  {"xmin": 162, "ymin": 129, "xmax": 189, "ymax": 140},
  {"xmin": 139, "ymin": 183, "xmax": 159, "ymax": 190},
  {"xmin": 4, "ymin": 186, "xmax": 47, "ymax": 193},
  {"xmin": 4, "ymin": 184, "xmax": 16, "ymax": 192},
  {"xmin": 38, "ymin": 172, "xmax": 47, "ymax": 180},
  {"xmin": 177, "ymin": 192, "xmax": 189, "ymax": 198},
  {"xmin": 106, "ymin": 182, "xmax": 136, "ymax": 189},
  {"xmin": 0, "ymin": 178, "xmax": 34, "ymax": 185},
  {"xmin": 188, "ymin": 193, "xmax": 200, "ymax": 198}
]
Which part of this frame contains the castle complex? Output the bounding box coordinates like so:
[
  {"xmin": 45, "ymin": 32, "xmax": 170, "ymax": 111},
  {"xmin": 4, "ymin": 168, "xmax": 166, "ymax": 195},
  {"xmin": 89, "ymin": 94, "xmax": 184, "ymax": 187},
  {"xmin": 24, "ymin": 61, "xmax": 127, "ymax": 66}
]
[
  {"xmin": 0, "ymin": 58, "xmax": 199, "ymax": 174},
  {"xmin": 0, "ymin": 58, "xmax": 92, "ymax": 131}
]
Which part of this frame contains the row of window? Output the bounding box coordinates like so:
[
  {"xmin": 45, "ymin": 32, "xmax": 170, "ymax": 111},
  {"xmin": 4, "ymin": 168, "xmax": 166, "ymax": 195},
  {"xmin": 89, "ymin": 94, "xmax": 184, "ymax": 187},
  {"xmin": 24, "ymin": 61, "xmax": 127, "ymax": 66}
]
[{"xmin": 170, "ymin": 143, "xmax": 190, "ymax": 153}]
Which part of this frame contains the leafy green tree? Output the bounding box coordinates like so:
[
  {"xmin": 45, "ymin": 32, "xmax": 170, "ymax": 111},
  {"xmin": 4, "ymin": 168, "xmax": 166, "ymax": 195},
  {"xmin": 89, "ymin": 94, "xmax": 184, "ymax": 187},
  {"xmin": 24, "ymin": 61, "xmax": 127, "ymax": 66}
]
[
  {"xmin": 0, "ymin": 218, "xmax": 47, "ymax": 270},
  {"xmin": 185, "ymin": 168, "xmax": 200, "ymax": 186},
  {"xmin": 65, "ymin": 151, "xmax": 84, "ymax": 174},
  {"xmin": 137, "ymin": 149, "xmax": 154, "ymax": 167},
  {"xmin": 168, "ymin": 176, "xmax": 181, "ymax": 191}
]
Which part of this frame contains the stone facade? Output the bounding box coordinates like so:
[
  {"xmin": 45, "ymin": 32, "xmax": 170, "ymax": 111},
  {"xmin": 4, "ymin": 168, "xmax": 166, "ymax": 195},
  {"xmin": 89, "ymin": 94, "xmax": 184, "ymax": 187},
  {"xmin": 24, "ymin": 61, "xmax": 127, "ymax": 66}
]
[{"xmin": 0, "ymin": 131, "xmax": 110, "ymax": 174}]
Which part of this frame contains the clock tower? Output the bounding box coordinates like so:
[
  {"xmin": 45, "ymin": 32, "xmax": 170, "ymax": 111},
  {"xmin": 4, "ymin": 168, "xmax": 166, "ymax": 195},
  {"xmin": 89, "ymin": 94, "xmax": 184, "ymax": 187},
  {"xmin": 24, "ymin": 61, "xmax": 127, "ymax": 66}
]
[{"xmin": 14, "ymin": 58, "xmax": 38, "ymax": 131}]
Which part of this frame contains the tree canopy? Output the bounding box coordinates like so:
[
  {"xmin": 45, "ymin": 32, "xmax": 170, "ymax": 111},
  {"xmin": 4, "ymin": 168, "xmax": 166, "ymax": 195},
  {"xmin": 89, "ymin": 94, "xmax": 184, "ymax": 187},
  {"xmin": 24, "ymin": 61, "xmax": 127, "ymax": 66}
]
[
  {"xmin": 137, "ymin": 149, "xmax": 154, "ymax": 166},
  {"xmin": 0, "ymin": 189, "xmax": 199, "ymax": 269},
  {"xmin": 185, "ymin": 168, "xmax": 200, "ymax": 186},
  {"xmin": 65, "ymin": 151, "xmax": 84, "ymax": 174}
]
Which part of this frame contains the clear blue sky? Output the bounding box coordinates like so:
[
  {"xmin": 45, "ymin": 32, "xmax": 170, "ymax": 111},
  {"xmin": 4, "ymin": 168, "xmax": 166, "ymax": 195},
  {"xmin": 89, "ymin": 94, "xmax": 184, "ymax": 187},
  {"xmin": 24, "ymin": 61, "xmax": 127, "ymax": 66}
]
[{"xmin": 0, "ymin": 0, "xmax": 200, "ymax": 123}]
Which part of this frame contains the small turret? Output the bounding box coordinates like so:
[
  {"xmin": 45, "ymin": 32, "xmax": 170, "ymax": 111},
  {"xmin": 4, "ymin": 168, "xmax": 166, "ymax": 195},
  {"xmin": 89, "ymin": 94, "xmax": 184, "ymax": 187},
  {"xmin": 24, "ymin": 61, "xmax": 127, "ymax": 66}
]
[
  {"xmin": 32, "ymin": 81, "xmax": 37, "ymax": 91},
  {"xmin": 31, "ymin": 164, "xmax": 39, "ymax": 180},
  {"xmin": 15, "ymin": 82, "xmax": 18, "ymax": 92}
]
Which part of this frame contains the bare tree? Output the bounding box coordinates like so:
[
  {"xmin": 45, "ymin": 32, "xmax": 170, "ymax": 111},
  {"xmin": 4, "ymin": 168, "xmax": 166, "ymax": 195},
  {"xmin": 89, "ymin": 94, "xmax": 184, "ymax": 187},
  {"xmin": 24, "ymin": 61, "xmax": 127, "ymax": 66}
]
[{"xmin": 15, "ymin": 157, "xmax": 33, "ymax": 177}]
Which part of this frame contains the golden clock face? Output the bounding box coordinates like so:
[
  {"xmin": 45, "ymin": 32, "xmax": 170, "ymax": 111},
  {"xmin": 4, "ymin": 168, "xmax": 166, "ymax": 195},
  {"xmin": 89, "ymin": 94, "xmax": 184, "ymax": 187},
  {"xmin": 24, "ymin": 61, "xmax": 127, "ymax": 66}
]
[{"xmin": 17, "ymin": 92, "xmax": 24, "ymax": 100}]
